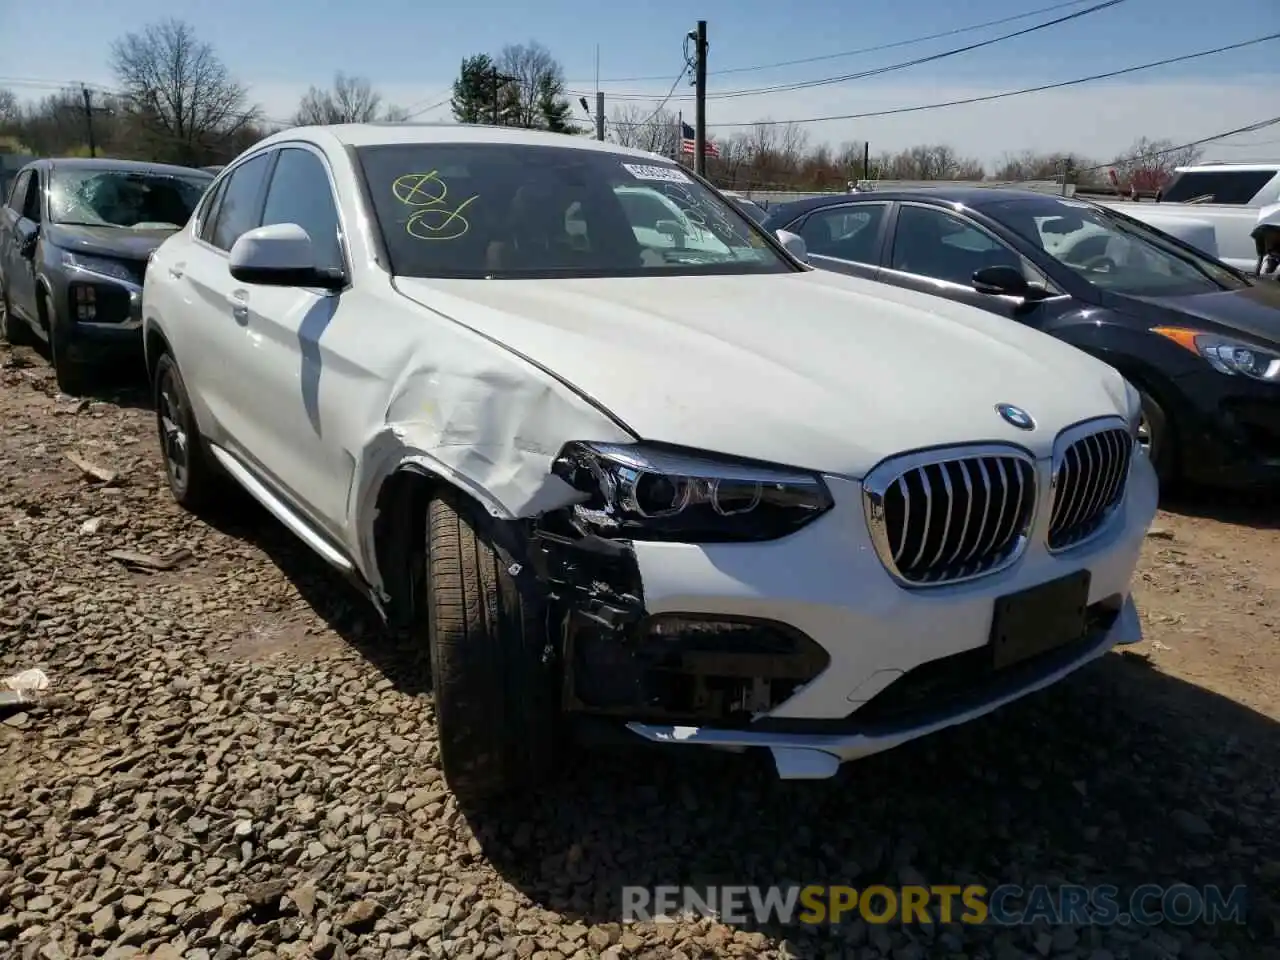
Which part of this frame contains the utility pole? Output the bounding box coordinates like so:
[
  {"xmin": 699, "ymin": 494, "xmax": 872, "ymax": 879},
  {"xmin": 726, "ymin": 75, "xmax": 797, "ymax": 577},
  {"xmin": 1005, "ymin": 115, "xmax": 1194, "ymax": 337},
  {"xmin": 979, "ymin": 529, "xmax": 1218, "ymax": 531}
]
[
  {"xmin": 693, "ymin": 20, "xmax": 708, "ymax": 177},
  {"xmin": 863, "ymin": 142, "xmax": 870, "ymax": 181},
  {"xmin": 81, "ymin": 85, "xmax": 97, "ymax": 158},
  {"xmin": 594, "ymin": 44, "xmax": 604, "ymax": 141},
  {"xmin": 487, "ymin": 69, "xmax": 517, "ymax": 126}
]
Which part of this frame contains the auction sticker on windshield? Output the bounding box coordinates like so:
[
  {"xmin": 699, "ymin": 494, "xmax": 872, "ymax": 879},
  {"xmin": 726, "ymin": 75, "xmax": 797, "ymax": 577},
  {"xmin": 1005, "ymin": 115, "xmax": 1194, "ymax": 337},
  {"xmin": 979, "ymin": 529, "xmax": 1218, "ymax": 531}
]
[{"xmin": 622, "ymin": 163, "xmax": 692, "ymax": 184}]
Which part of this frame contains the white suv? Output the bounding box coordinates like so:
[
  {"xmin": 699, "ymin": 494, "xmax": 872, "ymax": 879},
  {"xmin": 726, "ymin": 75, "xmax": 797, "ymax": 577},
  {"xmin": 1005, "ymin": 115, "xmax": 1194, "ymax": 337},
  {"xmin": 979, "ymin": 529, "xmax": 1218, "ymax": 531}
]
[{"xmin": 142, "ymin": 123, "xmax": 1158, "ymax": 803}]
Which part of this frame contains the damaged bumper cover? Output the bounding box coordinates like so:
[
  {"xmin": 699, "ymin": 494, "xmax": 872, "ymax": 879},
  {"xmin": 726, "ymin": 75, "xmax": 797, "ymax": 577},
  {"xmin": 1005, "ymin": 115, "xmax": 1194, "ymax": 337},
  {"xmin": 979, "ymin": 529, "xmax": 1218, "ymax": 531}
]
[
  {"xmin": 564, "ymin": 463, "xmax": 1157, "ymax": 780},
  {"xmin": 626, "ymin": 596, "xmax": 1140, "ymax": 780}
]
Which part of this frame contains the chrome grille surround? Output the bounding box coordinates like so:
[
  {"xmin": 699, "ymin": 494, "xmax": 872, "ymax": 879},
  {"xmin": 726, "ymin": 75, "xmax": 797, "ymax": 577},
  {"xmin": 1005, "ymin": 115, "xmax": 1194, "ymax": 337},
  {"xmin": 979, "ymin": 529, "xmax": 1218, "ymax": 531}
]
[
  {"xmin": 1047, "ymin": 417, "xmax": 1134, "ymax": 553},
  {"xmin": 862, "ymin": 444, "xmax": 1039, "ymax": 588}
]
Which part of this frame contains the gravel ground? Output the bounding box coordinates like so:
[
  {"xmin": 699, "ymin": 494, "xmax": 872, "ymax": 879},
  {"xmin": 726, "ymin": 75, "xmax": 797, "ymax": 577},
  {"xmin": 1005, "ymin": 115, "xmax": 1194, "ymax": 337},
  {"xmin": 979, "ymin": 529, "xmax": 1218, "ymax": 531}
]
[{"xmin": 2, "ymin": 342, "xmax": 1279, "ymax": 960}]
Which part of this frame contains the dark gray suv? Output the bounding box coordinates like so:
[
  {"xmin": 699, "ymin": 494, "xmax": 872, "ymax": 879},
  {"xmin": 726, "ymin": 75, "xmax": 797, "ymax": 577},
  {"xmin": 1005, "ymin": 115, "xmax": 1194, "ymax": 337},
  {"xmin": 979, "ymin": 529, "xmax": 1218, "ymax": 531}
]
[{"xmin": 0, "ymin": 157, "xmax": 212, "ymax": 394}]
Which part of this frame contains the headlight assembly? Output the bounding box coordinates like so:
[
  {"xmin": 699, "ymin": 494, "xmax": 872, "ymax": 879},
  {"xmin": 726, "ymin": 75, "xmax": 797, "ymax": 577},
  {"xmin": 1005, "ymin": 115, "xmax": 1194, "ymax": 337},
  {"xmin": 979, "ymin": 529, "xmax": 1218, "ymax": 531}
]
[
  {"xmin": 61, "ymin": 250, "xmax": 138, "ymax": 286},
  {"xmin": 551, "ymin": 442, "xmax": 834, "ymax": 542},
  {"xmin": 1153, "ymin": 326, "xmax": 1280, "ymax": 382}
]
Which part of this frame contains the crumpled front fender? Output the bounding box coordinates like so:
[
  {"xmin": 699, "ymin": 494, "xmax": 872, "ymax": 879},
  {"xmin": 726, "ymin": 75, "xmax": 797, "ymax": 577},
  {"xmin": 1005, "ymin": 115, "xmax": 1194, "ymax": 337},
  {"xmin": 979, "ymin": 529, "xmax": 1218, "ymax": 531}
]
[{"xmin": 348, "ymin": 341, "xmax": 635, "ymax": 599}]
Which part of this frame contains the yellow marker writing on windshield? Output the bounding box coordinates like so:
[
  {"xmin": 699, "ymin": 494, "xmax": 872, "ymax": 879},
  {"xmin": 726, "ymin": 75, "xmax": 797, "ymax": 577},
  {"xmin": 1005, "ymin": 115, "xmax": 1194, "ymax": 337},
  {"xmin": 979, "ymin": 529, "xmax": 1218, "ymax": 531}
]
[{"xmin": 392, "ymin": 172, "xmax": 479, "ymax": 241}]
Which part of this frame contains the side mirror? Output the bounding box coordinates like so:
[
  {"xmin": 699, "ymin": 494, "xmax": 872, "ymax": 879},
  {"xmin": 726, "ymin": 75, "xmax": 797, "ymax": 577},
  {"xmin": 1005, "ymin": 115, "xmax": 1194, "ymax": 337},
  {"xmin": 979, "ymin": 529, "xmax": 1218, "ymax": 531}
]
[
  {"xmin": 655, "ymin": 219, "xmax": 688, "ymax": 248},
  {"xmin": 18, "ymin": 228, "xmax": 38, "ymax": 260},
  {"xmin": 972, "ymin": 265, "xmax": 1032, "ymax": 298},
  {"xmin": 228, "ymin": 223, "xmax": 344, "ymax": 290},
  {"xmin": 775, "ymin": 229, "xmax": 808, "ymax": 262}
]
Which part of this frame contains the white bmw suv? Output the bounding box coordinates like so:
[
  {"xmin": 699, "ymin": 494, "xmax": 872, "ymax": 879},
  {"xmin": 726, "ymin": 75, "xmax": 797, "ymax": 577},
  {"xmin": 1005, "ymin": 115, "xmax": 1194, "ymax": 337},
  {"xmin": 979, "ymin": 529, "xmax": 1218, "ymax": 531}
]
[{"xmin": 142, "ymin": 123, "xmax": 1158, "ymax": 802}]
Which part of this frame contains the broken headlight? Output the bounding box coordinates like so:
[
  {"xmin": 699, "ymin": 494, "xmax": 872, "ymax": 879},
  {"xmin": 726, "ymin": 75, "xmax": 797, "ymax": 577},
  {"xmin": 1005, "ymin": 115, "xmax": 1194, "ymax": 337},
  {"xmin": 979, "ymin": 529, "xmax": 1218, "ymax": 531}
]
[{"xmin": 551, "ymin": 442, "xmax": 834, "ymax": 543}]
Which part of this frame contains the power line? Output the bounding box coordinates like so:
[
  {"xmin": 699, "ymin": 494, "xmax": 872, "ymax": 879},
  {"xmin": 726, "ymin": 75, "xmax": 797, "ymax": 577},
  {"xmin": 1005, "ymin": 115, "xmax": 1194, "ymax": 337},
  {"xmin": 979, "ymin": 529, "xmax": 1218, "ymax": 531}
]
[
  {"xmin": 569, "ymin": 0, "xmax": 1102, "ymax": 83},
  {"xmin": 402, "ymin": 95, "xmax": 453, "ymax": 120},
  {"xmin": 1071, "ymin": 115, "xmax": 1280, "ymax": 175},
  {"xmin": 584, "ymin": 0, "xmax": 1130, "ymax": 102},
  {"xmin": 1212, "ymin": 136, "xmax": 1280, "ymax": 148},
  {"xmin": 0, "ymin": 76, "xmax": 117, "ymax": 94},
  {"xmin": 652, "ymin": 32, "xmax": 1280, "ymax": 128},
  {"xmin": 636, "ymin": 66, "xmax": 689, "ymax": 129}
]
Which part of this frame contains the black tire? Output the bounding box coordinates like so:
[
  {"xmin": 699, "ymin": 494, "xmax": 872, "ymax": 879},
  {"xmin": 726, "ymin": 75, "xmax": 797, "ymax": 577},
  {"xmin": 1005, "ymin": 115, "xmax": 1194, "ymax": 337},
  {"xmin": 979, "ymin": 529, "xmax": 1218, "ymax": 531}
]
[
  {"xmin": 45, "ymin": 291, "xmax": 87, "ymax": 396},
  {"xmin": 153, "ymin": 351, "xmax": 223, "ymax": 511},
  {"xmin": 0, "ymin": 285, "xmax": 33, "ymax": 346},
  {"xmin": 1138, "ymin": 388, "xmax": 1177, "ymax": 488},
  {"xmin": 424, "ymin": 492, "xmax": 560, "ymax": 804}
]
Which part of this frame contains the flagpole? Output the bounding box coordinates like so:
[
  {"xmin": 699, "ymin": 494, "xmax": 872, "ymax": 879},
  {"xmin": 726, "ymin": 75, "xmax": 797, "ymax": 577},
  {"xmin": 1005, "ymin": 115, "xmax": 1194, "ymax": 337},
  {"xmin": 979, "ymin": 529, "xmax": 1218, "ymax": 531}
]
[{"xmin": 676, "ymin": 110, "xmax": 682, "ymax": 164}]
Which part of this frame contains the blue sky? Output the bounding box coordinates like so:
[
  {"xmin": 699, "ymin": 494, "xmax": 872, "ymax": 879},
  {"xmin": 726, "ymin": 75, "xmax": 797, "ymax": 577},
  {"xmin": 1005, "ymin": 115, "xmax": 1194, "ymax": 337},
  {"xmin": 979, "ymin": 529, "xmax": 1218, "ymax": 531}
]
[{"xmin": 3, "ymin": 0, "xmax": 1277, "ymax": 163}]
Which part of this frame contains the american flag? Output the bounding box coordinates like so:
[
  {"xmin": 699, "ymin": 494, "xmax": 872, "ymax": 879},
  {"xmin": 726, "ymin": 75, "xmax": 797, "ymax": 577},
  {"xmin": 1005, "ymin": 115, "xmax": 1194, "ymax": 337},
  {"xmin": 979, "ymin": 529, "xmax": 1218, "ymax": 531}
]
[{"xmin": 680, "ymin": 121, "xmax": 720, "ymax": 159}]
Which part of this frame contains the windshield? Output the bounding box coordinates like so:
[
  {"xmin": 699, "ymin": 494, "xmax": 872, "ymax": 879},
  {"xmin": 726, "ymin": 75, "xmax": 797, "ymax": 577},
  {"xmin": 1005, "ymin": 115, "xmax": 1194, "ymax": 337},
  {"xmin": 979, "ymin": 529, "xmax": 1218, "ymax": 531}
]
[
  {"xmin": 354, "ymin": 143, "xmax": 790, "ymax": 279},
  {"xmin": 49, "ymin": 168, "xmax": 211, "ymax": 229},
  {"xmin": 985, "ymin": 196, "xmax": 1246, "ymax": 297}
]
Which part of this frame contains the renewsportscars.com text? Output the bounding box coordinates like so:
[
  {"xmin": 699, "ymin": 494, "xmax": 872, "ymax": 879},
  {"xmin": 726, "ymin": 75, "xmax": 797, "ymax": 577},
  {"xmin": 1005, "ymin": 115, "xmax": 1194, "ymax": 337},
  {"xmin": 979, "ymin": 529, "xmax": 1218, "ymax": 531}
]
[{"xmin": 622, "ymin": 884, "xmax": 1248, "ymax": 927}]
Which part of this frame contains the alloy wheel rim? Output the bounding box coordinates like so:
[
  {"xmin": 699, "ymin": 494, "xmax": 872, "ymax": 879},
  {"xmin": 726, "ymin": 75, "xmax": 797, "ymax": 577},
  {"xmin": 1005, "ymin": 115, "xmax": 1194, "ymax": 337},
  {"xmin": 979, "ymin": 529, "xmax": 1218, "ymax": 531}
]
[{"xmin": 158, "ymin": 373, "xmax": 190, "ymax": 491}]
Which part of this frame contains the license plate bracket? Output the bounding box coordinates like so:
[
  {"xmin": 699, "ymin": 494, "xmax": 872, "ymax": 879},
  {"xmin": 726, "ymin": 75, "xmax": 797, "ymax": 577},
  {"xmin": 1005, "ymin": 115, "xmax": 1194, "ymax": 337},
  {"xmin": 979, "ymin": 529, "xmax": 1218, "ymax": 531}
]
[{"xmin": 990, "ymin": 569, "xmax": 1092, "ymax": 670}]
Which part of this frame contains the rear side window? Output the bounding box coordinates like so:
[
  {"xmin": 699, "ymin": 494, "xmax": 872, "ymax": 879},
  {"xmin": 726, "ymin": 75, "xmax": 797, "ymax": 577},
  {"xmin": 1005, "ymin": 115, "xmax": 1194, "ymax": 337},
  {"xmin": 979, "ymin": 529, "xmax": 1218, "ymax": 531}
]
[
  {"xmin": 196, "ymin": 177, "xmax": 228, "ymax": 243},
  {"xmin": 209, "ymin": 154, "xmax": 271, "ymax": 252},
  {"xmin": 1161, "ymin": 170, "xmax": 1275, "ymax": 204}
]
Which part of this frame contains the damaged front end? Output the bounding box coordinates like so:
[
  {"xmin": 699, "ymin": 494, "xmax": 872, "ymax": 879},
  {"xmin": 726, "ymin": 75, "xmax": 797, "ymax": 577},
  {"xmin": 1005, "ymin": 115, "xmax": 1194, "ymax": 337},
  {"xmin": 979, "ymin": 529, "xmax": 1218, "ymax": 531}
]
[{"xmin": 524, "ymin": 441, "xmax": 833, "ymax": 728}]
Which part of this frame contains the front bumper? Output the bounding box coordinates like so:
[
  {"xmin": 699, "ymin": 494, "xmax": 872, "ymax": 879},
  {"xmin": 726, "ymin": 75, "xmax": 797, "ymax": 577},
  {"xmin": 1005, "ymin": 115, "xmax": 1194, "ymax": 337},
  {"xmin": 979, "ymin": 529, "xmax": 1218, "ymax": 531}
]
[
  {"xmin": 616, "ymin": 447, "xmax": 1159, "ymax": 779},
  {"xmin": 1170, "ymin": 367, "xmax": 1280, "ymax": 488},
  {"xmin": 54, "ymin": 270, "xmax": 146, "ymax": 365}
]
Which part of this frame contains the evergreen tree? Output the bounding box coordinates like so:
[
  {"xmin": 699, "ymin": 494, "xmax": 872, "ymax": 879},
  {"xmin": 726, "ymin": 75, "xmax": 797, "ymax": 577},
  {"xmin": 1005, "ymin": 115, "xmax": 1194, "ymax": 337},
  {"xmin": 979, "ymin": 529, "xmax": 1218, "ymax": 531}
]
[
  {"xmin": 450, "ymin": 55, "xmax": 517, "ymax": 125},
  {"xmin": 536, "ymin": 74, "xmax": 577, "ymax": 134}
]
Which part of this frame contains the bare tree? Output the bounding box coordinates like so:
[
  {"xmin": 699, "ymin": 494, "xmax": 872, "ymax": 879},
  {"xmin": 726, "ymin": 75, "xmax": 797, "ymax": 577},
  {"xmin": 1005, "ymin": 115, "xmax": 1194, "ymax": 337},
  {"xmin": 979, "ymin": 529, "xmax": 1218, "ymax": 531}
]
[
  {"xmin": 0, "ymin": 89, "xmax": 20, "ymax": 127},
  {"xmin": 992, "ymin": 149, "xmax": 1099, "ymax": 186},
  {"xmin": 293, "ymin": 72, "xmax": 408, "ymax": 125},
  {"xmin": 495, "ymin": 42, "xmax": 578, "ymax": 132},
  {"xmin": 110, "ymin": 19, "xmax": 259, "ymax": 165},
  {"xmin": 1109, "ymin": 137, "xmax": 1203, "ymax": 193},
  {"xmin": 867, "ymin": 145, "xmax": 985, "ymax": 181},
  {"xmin": 607, "ymin": 104, "xmax": 679, "ymax": 157}
]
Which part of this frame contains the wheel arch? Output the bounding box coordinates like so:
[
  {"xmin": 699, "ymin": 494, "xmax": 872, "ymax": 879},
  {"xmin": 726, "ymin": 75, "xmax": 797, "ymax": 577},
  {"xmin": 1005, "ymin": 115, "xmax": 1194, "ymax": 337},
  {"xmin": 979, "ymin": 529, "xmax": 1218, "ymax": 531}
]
[
  {"xmin": 371, "ymin": 464, "xmax": 440, "ymax": 628},
  {"xmin": 143, "ymin": 320, "xmax": 173, "ymax": 382}
]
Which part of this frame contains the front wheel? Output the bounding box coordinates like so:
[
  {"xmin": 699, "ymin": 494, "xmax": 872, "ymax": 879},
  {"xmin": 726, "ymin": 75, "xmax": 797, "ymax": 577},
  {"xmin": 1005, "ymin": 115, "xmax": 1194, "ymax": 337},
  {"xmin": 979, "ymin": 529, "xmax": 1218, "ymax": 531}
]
[
  {"xmin": 0, "ymin": 286, "xmax": 33, "ymax": 346},
  {"xmin": 1137, "ymin": 388, "xmax": 1177, "ymax": 488},
  {"xmin": 423, "ymin": 492, "xmax": 561, "ymax": 804},
  {"xmin": 153, "ymin": 352, "xmax": 224, "ymax": 512}
]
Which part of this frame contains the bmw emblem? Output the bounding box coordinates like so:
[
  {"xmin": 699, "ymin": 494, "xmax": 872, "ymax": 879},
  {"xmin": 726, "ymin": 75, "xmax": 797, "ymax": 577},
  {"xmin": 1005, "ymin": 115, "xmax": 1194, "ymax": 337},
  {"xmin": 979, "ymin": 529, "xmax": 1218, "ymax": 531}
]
[{"xmin": 996, "ymin": 403, "xmax": 1036, "ymax": 431}]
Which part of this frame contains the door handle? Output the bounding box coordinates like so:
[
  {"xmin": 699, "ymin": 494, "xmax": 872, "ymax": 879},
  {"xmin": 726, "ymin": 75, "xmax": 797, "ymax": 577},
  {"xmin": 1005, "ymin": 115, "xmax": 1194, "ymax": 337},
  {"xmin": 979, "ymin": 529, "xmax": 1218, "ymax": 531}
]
[
  {"xmin": 229, "ymin": 289, "xmax": 249, "ymax": 324},
  {"xmin": 168, "ymin": 263, "xmax": 184, "ymax": 279}
]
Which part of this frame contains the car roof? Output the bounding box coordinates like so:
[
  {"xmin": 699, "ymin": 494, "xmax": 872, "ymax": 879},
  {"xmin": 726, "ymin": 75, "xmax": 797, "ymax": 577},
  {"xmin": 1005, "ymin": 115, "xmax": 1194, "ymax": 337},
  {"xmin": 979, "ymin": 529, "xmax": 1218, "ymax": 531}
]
[
  {"xmin": 258, "ymin": 122, "xmax": 669, "ymax": 163},
  {"xmin": 40, "ymin": 157, "xmax": 213, "ymax": 178},
  {"xmin": 768, "ymin": 186, "xmax": 1070, "ymax": 221}
]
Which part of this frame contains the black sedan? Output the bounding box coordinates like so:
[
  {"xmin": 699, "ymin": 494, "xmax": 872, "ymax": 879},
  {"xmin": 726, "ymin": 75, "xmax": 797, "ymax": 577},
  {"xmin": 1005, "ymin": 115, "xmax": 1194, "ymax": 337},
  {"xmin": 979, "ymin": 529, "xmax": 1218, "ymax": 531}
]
[
  {"xmin": 763, "ymin": 188, "xmax": 1280, "ymax": 490},
  {"xmin": 0, "ymin": 157, "xmax": 214, "ymax": 394}
]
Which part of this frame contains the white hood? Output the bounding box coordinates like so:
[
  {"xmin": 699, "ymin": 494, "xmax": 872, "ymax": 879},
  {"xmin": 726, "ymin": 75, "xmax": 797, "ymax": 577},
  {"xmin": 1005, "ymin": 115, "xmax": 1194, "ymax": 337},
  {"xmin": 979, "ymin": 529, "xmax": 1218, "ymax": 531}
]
[
  {"xmin": 1255, "ymin": 202, "xmax": 1280, "ymax": 236},
  {"xmin": 394, "ymin": 270, "xmax": 1128, "ymax": 478}
]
